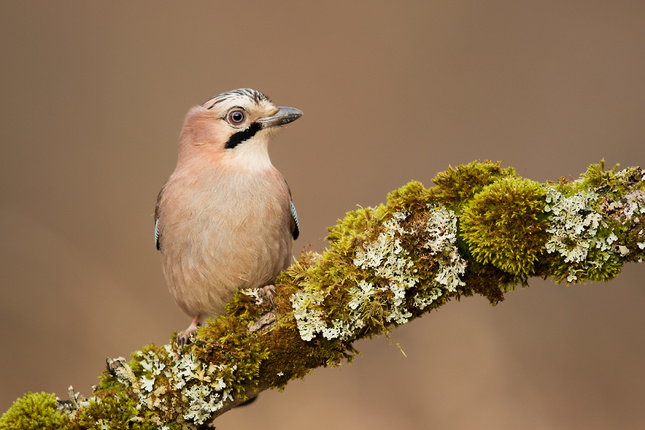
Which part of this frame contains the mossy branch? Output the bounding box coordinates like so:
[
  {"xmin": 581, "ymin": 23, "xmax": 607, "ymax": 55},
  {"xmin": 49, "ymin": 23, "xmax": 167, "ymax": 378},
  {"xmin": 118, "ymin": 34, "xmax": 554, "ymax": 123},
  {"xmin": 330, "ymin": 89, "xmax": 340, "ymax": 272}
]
[{"xmin": 2, "ymin": 161, "xmax": 644, "ymax": 429}]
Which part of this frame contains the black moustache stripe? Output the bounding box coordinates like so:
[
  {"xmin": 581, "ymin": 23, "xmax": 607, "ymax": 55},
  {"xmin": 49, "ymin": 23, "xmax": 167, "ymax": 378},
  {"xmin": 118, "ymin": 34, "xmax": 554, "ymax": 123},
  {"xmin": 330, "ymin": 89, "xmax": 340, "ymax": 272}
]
[{"xmin": 225, "ymin": 122, "xmax": 262, "ymax": 149}]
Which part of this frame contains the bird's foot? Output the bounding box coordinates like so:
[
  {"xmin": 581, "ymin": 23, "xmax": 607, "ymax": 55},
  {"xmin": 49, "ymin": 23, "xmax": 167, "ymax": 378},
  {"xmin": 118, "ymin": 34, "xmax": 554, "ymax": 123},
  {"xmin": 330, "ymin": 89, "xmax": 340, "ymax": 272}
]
[
  {"xmin": 176, "ymin": 316, "xmax": 200, "ymax": 347},
  {"xmin": 257, "ymin": 285, "xmax": 276, "ymax": 308}
]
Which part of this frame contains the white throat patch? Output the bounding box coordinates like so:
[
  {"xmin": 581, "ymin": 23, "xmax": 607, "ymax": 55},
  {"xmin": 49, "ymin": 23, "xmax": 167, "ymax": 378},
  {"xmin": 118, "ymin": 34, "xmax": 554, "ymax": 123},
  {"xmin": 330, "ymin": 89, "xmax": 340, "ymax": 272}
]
[{"xmin": 227, "ymin": 132, "xmax": 273, "ymax": 170}]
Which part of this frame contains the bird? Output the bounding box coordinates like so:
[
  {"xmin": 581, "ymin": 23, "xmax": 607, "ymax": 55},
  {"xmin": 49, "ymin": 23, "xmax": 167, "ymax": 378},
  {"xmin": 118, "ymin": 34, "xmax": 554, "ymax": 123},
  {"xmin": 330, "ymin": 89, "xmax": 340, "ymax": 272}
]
[{"xmin": 154, "ymin": 88, "xmax": 302, "ymax": 345}]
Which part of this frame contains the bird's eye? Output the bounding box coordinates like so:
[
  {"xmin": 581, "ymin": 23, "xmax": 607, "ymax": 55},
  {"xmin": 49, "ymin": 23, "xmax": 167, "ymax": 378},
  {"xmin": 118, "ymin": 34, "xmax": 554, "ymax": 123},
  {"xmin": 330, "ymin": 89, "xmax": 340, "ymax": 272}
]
[{"xmin": 227, "ymin": 110, "xmax": 246, "ymax": 125}]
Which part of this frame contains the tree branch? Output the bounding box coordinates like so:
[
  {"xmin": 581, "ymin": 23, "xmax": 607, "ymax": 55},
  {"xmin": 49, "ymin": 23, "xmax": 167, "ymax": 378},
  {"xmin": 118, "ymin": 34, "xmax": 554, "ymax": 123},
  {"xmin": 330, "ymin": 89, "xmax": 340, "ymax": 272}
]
[{"xmin": 2, "ymin": 160, "xmax": 644, "ymax": 429}]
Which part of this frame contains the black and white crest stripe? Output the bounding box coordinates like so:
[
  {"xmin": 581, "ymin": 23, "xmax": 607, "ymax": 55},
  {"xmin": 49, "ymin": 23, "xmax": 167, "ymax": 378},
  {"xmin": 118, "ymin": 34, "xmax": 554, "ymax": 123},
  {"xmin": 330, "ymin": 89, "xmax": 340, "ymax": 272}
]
[{"xmin": 203, "ymin": 88, "xmax": 271, "ymax": 110}]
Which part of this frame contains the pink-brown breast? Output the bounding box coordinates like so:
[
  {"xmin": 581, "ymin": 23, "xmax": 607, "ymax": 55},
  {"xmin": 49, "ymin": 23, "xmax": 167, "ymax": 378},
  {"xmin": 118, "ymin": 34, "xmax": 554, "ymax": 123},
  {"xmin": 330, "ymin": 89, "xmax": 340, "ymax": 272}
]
[{"xmin": 156, "ymin": 164, "xmax": 293, "ymax": 317}]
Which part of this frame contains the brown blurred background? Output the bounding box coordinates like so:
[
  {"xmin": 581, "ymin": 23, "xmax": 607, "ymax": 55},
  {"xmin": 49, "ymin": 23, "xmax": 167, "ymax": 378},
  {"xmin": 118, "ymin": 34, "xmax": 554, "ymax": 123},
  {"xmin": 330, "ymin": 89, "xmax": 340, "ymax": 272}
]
[{"xmin": 1, "ymin": 1, "xmax": 644, "ymax": 428}]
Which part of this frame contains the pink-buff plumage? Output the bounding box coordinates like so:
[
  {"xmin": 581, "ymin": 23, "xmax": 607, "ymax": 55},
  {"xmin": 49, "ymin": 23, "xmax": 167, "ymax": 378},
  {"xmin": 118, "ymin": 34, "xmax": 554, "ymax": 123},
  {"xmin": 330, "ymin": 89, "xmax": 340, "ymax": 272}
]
[{"xmin": 155, "ymin": 89, "xmax": 301, "ymax": 345}]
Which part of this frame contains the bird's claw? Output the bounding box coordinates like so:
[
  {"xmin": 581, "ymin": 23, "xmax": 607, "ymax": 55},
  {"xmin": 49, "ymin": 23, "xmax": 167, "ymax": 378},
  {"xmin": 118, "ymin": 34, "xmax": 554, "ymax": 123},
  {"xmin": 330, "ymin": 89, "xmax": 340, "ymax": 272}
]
[
  {"xmin": 176, "ymin": 318, "xmax": 200, "ymax": 347},
  {"xmin": 257, "ymin": 285, "xmax": 276, "ymax": 308},
  {"xmin": 176, "ymin": 329, "xmax": 195, "ymax": 347}
]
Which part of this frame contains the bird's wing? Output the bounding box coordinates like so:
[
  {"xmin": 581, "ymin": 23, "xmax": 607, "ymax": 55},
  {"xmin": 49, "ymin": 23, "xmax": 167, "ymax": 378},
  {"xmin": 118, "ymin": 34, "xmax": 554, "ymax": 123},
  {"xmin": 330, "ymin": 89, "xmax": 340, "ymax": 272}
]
[
  {"xmin": 290, "ymin": 200, "xmax": 300, "ymax": 240},
  {"xmin": 154, "ymin": 183, "xmax": 166, "ymax": 252},
  {"xmin": 285, "ymin": 180, "xmax": 300, "ymax": 240},
  {"xmin": 154, "ymin": 219, "xmax": 161, "ymax": 251}
]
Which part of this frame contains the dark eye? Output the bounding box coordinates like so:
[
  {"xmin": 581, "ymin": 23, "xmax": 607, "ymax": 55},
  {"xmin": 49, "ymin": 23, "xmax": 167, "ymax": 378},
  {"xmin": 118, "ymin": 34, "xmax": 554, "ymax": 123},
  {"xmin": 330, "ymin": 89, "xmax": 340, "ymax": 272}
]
[{"xmin": 227, "ymin": 110, "xmax": 246, "ymax": 125}]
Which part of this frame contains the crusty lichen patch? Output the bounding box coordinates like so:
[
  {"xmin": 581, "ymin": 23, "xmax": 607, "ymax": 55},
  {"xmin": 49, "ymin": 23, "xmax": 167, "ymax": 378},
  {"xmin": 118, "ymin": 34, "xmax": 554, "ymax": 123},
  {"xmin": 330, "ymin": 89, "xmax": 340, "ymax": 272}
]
[
  {"xmin": 544, "ymin": 163, "xmax": 645, "ymax": 282},
  {"xmin": 544, "ymin": 188, "xmax": 619, "ymax": 282},
  {"xmin": 291, "ymin": 203, "xmax": 470, "ymax": 343},
  {"xmin": 416, "ymin": 205, "xmax": 467, "ymax": 307},
  {"xmin": 99, "ymin": 345, "xmax": 239, "ymax": 428}
]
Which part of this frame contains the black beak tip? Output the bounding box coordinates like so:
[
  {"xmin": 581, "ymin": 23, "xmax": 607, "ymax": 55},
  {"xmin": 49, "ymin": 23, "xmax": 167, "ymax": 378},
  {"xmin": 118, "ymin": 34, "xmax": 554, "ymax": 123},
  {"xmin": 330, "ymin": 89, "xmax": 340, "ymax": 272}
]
[
  {"xmin": 260, "ymin": 107, "xmax": 303, "ymax": 128},
  {"xmin": 278, "ymin": 107, "xmax": 303, "ymax": 125}
]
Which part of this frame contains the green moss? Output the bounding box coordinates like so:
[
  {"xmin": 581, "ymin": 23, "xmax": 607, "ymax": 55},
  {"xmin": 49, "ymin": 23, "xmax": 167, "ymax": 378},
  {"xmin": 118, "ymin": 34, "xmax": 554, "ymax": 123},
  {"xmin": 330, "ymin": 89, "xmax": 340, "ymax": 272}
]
[
  {"xmin": 194, "ymin": 315, "xmax": 270, "ymax": 401},
  {"xmin": 386, "ymin": 180, "xmax": 432, "ymax": 212},
  {"xmin": 578, "ymin": 160, "xmax": 621, "ymax": 195},
  {"xmin": 326, "ymin": 205, "xmax": 386, "ymax": 257},
  {"xmin": 461, "ymin": 177, "xmax": 548, "ymax": 281},
  {"xmin": 461, "ymin": 260, "xmax": 507, "ymax": 304},
  {"xmin": 429, "ymin": 160, "xmax": 517, "ymax": 209},
  {"xmin": 578, "ymin": 160, "xmax": 645, "ymax": 196},
  {"xmin": 0, "ymin": 392, "xmax": 73, "ymax": 430},
  {"xmin": 75, "ymin": 390, "xmax": 144, "ymax": 429}
]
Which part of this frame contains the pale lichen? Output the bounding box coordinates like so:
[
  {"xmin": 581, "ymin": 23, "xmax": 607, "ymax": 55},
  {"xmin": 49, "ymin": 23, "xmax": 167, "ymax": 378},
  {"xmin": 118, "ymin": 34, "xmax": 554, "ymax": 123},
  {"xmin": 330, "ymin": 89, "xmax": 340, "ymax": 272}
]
[
  {"xmin": 104, "ymin": 345, "xmax": 240, "ymax": 427},
  {"xmin": 291, "ymin": 207, "xmax": 469, "ymax": 341},
  {"xmin": 412, "ymin": 206, "xmax": 467, "ymax": 309},
  {"xmin": 290, "ymin": 210, "xmax": 421, "ymax": 341},
  {"xmin": 353, "ymin": 211, "xmax": 417, "ymax": 325},
  {"xmin": 240, "ymin": 288, "xmax": 264, "ymax": 306},
  {"xmin": 290, "ymin": 285, "xmax": 327, "ymax": 341},
  {"xmin": 170, "ymin": 353, "xmax": 235, "ymax": 425},
  {"xmin": 354, "ymin": 210, "xmax": 419, "ymax": 324},
  {"xmin": 183, "ymin": 381, "xmax": 229, "ymax": 426},
  {"xmin": 544, "ymin": 188, "xmax": 612, "ymax": 281},
  {"xmin": 423, "ymin": 205, "xmax": 467, "ymax": 294},
  {"xmin": 543, "ymin": 183, "xmax": 645, "ymax": 282}
]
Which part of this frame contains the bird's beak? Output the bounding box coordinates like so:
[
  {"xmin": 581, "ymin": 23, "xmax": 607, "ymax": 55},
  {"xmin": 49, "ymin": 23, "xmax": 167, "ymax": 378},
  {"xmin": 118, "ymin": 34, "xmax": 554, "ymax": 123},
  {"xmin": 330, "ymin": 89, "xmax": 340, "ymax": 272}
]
[{"xmin": 257, "ymin": 107, "xmax": 303, "ymax": 129}]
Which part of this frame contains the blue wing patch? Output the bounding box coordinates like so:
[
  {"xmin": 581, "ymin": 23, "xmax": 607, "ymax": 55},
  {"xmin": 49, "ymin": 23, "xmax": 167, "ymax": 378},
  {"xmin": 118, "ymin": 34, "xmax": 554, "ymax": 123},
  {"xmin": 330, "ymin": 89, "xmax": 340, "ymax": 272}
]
[
  {"xmin": 290, "ymin": 200, "xmax": 300, "ymax": 240},
  {"xmin": 155, "ymin": 218, "xmax": 161, "ymax": 251}
]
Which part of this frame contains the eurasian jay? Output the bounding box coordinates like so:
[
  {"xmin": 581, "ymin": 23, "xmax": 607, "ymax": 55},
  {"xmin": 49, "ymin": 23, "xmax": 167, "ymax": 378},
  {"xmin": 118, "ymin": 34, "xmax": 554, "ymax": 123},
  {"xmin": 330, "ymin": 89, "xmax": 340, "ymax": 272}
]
[{"xmin": 154, "ymin": 88, "xmax": 302, "ymax": 345}]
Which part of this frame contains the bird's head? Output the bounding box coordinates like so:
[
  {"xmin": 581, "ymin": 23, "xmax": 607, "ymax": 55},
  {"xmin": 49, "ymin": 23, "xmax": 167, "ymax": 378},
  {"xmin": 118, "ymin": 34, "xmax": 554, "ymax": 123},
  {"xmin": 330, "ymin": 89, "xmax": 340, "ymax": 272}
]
[{"xmin": 177, "ymin": 88, "xmax": 302, "ymax": 169}]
